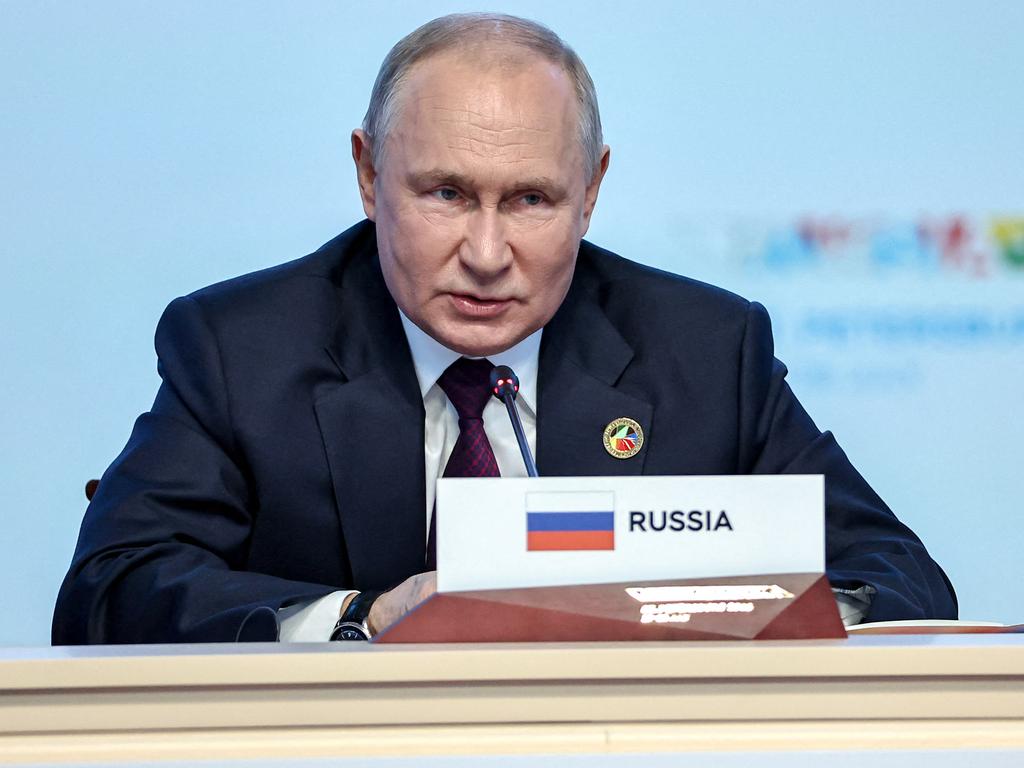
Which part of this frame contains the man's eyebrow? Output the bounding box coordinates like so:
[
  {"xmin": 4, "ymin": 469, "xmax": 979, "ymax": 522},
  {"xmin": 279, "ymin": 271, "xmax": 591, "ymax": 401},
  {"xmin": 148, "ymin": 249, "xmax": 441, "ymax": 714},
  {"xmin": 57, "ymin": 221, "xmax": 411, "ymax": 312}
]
[
  {"xmin": 406, "ymin": 170, "xmax": 568, "ymax": 196},
  {"xmin": 407, "ymin": 170, "xmax": 471, "ymax": 188},
  {"xmin": 515, "ymin": 176, "xmax": 566, "ymax": 195}
]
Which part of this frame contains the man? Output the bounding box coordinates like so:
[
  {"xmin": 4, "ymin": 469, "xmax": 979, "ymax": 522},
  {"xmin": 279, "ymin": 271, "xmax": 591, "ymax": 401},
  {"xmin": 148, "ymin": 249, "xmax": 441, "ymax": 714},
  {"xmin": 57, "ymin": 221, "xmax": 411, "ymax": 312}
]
[{"xmin": 53, "ymin": 13, "xmax": 956, "ymax": 644}]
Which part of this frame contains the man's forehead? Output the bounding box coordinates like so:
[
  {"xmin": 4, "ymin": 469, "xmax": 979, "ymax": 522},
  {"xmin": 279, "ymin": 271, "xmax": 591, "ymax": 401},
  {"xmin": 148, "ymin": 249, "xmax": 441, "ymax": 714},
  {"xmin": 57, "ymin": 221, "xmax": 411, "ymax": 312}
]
[
  {"xmin": 398, "ymin": 49, "xmax": 574, "ymax": 129},
  {"xmin": 392, "ymin": 56, "xmax": 577, "ymax": 162},
  {"xmin": 416, "ymin": 99, "xmax": 555, "ymax": 135},
  {"xmin": 397, "ymin": 129, "xmax": 576, "ymax": 190}
]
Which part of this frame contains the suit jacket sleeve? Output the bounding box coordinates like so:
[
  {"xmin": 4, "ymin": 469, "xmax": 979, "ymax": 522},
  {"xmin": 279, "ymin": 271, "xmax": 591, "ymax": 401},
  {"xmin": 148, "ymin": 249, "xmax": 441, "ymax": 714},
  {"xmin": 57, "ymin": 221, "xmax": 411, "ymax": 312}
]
[
  {"xmin": 738, "ymin": 301, "xmax": 957, "ymax": 621},
  {"xmin": 52, "ymin": 296, "xmax": 337, "ymax": 644}
]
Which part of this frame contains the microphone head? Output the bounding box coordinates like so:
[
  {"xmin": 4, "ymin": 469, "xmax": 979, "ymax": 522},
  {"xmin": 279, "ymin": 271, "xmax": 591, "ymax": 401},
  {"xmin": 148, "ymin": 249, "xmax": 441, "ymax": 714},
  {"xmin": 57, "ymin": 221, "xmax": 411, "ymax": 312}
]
[{"xmin": 490, "ymin": 364, "xmax": 520, "ymax": 401}]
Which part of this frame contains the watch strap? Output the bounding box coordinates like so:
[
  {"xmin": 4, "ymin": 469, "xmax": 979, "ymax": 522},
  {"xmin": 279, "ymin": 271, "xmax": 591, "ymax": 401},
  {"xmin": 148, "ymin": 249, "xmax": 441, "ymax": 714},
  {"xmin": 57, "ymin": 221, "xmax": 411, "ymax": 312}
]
[{"xmin": 330, "ymin": 590, "xmax": 383, "ymax": 641}]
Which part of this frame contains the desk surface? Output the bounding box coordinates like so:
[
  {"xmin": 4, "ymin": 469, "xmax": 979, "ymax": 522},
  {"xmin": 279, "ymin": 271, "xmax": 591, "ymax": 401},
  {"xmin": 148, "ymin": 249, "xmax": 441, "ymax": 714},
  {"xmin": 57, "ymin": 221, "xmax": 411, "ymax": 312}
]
[
  {"xmin": 5, "ymin": 633, "xmax": 1024, "ymax": 687},
  {"xmin": 3, "ymin": 636, "xmax": 1024, "ymax": 764}
]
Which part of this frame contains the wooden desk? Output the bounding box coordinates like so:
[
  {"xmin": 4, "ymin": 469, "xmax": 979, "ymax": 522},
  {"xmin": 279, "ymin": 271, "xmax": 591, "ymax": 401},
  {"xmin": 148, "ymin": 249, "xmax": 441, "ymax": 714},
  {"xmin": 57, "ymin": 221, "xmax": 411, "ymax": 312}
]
[{"xmin": 2, "ymin": 635, "xmax": 1024, "ymax": 763}]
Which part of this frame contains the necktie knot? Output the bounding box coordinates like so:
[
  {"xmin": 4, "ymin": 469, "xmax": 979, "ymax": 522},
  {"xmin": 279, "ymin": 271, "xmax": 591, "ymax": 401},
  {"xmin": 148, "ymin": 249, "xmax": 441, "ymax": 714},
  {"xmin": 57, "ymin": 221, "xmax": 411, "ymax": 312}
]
[{"xmin": 437, "ymin": 357, "xmax": 494, "ymax": 420}]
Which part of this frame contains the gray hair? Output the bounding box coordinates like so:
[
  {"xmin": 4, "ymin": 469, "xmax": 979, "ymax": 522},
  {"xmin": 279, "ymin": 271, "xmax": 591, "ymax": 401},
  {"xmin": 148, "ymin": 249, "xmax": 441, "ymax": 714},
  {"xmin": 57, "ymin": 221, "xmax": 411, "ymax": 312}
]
[{"xmin": 362, "ymin": 13, "xmax": 604, "ymax": 178}]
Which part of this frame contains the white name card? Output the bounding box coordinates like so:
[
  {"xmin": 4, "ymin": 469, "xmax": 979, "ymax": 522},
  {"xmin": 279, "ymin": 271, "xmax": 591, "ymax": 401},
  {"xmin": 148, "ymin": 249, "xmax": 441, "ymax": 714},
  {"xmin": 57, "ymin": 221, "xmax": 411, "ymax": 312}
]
[{"xmin": 435, "ymin": 475, "xmax": 824, "ymax": 593}]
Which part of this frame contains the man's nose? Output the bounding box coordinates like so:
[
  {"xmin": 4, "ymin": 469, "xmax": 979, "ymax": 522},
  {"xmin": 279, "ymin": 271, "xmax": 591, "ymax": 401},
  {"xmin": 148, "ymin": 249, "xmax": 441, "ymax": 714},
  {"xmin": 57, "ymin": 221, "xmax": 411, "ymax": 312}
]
[{"xmin": 459, "ymin": 207, "xmax": 513, "ymax": 278}]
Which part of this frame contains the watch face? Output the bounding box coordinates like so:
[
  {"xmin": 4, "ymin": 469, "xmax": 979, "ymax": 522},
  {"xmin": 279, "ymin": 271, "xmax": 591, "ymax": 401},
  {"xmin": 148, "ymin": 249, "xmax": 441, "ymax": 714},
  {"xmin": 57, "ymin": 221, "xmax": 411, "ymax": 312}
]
[{"xmin": 333, "ymin": 622, "xmax": 370, "ymax": 641}]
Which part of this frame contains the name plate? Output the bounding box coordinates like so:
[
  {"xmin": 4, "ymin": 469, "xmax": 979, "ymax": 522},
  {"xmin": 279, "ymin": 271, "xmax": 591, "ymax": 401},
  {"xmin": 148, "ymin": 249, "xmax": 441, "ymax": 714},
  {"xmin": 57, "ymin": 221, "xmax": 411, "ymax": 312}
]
[{"xmin": 435, "ymin": 475, "xmax": 824, "ymax": 593}]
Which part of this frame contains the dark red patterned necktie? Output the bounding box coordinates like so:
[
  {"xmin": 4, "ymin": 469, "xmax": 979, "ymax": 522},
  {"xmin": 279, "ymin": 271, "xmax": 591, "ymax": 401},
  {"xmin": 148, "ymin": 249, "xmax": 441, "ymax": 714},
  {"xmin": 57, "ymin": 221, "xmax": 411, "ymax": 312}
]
[{"xmin": 425, "ymin": 357, "xmax": 500, "ymax": 569}]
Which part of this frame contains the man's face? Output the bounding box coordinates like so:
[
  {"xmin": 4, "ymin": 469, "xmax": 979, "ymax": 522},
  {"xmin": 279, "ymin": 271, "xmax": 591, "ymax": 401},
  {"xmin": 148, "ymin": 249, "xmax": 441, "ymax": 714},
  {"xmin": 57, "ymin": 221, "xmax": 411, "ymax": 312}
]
[{"xmin": 353, "ymin": 50, "xmax": 609, "ymax": 356}]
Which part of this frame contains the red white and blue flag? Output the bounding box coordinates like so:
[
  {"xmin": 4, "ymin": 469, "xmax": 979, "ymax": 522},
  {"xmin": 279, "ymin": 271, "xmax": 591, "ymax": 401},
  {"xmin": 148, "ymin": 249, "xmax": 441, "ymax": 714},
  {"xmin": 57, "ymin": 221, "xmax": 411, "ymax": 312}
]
[{"xmin": 526, "ymin": 491, "xmax": 615, "ymax": 551}]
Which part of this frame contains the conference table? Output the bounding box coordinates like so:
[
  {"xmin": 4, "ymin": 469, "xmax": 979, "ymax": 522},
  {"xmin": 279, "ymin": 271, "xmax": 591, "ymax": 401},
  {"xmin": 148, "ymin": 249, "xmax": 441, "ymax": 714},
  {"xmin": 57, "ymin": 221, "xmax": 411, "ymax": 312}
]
[{"xmin": 2, "ymin": 635, "xmax": 1024, "ymax": 766}]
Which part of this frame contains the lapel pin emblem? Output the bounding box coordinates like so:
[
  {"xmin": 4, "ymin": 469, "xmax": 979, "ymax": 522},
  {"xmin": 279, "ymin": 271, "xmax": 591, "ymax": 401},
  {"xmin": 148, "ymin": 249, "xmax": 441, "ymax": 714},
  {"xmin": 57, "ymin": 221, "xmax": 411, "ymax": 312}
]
[{"xmin": 603, "ymin": 417, "xmax": 644, "ymax": 459}]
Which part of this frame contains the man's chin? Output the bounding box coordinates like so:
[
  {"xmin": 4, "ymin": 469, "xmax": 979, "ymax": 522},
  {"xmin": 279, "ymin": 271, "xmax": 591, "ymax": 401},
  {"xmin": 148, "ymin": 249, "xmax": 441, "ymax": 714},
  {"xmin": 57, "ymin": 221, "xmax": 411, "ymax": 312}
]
[{"xmin": 436, "ymin": 325, "xmax": 527, "ymax": 358}]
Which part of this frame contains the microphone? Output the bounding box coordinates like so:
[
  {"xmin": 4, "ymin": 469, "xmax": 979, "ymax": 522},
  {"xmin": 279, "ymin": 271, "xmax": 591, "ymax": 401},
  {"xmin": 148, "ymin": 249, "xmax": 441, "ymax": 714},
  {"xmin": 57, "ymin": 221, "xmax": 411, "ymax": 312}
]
[{"xmin": 489, "ymin": 365, "xmax": 539, "ymax": 477}]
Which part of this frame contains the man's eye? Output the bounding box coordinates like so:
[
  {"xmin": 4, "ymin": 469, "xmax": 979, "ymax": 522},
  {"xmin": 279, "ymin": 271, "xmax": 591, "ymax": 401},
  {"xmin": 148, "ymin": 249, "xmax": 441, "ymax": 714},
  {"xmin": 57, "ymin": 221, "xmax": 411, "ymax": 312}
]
[
  {"xmin": 434, "ymin": 188, "xmax": 459, "ymax": 202},
  {"xmin": 521, "ymin": 193, "xmax": 544, "ymax": 206}
]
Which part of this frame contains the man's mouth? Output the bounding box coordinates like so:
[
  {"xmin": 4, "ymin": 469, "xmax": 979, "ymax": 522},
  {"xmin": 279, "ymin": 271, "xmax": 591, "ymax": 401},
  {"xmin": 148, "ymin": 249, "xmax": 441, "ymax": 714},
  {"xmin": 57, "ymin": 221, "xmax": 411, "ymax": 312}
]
[{"xmin": 448, "ymin": 293, "xmax": 515, "ymax": 318}]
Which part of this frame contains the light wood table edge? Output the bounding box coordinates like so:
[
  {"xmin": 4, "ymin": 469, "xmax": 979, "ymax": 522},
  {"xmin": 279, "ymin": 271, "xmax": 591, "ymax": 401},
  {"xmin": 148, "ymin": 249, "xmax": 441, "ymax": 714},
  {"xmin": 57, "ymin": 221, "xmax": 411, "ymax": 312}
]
[{"xmin": 2, "ymin": 719, "xmax": 1024, "ymax": 764}]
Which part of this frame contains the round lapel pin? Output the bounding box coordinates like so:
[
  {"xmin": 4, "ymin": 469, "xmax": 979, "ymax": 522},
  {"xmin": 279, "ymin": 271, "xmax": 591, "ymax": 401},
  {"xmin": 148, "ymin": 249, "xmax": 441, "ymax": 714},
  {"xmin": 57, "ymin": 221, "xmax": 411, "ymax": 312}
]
[{"xmin": 603, "ymin": 417, "xmax": 644, "ymax": 459}]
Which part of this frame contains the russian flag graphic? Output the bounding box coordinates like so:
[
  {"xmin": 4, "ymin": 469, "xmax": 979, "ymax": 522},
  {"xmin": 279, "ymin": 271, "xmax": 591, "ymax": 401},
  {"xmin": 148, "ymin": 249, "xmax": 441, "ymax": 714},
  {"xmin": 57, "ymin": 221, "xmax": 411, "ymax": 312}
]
[{"xmin": 526, "ymin": 491, "xmax": 615, "ymax": 551}]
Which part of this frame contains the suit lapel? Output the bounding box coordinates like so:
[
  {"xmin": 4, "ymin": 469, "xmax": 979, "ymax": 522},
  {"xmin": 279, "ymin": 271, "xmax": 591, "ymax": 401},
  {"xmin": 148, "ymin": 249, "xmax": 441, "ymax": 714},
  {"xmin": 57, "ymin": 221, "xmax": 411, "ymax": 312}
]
[
  {"xmin": 314, "ymin": 241, "xmax": 426, "ymax": 590},
  {"xmin": 536, "ymin": 263, "xmax": 653, "ymax": 477}
]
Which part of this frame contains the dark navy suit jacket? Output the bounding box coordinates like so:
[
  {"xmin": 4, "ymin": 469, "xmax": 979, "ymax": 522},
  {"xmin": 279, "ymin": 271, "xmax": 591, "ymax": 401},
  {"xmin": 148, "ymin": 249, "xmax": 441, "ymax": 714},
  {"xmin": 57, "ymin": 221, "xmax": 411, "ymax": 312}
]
[{"xmin": 53, "ymin": 220, "xmax": 957, "ymax": 643}]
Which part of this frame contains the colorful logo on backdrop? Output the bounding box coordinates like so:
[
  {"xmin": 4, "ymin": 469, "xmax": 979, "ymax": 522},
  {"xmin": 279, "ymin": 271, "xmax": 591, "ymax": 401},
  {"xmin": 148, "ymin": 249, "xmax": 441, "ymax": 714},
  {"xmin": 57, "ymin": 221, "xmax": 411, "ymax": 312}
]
[
  {"xmin": 526, "ymin": 491, "xmax": 615, "ymax": 551},
  {"xmin": 727, "ymin": 213, "xmax": 1024, "ymax": 279}
]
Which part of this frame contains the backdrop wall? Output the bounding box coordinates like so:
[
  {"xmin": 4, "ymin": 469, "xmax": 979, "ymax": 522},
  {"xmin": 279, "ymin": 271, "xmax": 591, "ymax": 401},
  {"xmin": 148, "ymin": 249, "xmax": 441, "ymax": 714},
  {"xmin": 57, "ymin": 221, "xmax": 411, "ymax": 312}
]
[{"xmin": 3, "ymin": 0, "xmax": 1021, "ymax": 645}]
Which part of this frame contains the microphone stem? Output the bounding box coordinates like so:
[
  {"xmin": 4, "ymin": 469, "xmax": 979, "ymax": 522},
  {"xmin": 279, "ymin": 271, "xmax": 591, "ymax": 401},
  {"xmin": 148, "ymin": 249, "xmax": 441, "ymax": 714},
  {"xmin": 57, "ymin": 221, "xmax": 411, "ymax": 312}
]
[{"xmin": 501, "ymin": 395, "xmax": 539, "ymax": 477}]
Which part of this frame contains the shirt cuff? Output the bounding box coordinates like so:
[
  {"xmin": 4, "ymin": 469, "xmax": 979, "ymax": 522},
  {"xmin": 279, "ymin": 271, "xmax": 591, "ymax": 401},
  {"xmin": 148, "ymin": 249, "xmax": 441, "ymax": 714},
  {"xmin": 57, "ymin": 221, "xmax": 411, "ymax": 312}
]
[
  {"xmin": 278, "ymin": 590, "xmax": 355, "ymax": 642},
  {"xmin": 832, "ymin": 585, "xmax": 877, "ymax": 626}
]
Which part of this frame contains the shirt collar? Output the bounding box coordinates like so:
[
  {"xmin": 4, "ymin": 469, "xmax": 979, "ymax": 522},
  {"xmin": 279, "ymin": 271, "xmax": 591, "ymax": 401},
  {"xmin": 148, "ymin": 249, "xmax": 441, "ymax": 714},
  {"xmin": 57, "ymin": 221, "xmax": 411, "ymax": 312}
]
[{"xmin": 398, "ymin": 310, "xmax": 541, "ymax": 414}]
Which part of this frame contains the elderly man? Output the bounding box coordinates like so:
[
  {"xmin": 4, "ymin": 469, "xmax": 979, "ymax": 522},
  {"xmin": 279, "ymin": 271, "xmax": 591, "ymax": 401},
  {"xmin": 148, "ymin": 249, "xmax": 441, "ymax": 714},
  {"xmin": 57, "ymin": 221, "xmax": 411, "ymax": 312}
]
[{"xmin": 53, "ymin": 13, "xmax": 956, "ymax": 644}]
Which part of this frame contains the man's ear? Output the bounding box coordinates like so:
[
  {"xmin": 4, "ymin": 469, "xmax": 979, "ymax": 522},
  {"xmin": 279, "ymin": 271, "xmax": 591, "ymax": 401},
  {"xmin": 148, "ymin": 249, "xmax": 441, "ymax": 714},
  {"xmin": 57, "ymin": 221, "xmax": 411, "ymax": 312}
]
[
  {"xmin": 581, "ymin": 145, "xmax": 611, "ymax": 233},
  {"xmin": 351, "ymin": 129, "xmax": 377, "ymax": 221}
]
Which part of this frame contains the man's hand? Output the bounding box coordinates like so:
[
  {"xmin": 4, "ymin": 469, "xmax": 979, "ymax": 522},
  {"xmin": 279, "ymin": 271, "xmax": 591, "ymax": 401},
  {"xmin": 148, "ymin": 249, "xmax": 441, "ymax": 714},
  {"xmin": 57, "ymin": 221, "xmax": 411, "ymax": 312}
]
[{"xmin": 367, "ymin": 571, "xmax": 436, "ymax": 635}]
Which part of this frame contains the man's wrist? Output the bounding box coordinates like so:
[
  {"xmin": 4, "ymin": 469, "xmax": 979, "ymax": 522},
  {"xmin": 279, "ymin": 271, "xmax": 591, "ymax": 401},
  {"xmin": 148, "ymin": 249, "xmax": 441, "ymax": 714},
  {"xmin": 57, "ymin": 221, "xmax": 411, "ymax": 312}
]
[{"xmin": 331, "ymin": 590, "xmax": 383, "ymax": 641}]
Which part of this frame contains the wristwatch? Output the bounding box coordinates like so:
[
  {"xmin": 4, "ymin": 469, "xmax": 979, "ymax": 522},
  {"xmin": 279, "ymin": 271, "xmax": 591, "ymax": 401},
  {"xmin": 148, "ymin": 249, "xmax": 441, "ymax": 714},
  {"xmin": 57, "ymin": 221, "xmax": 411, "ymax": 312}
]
[{"xmin": 330, "ymin": 590, "xmax": 382, "ymax": 641}]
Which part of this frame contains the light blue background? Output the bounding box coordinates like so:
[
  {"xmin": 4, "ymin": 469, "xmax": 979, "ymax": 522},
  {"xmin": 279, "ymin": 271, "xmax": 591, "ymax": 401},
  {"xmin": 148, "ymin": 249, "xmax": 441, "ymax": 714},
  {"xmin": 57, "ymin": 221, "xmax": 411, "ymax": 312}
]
[{"xmin": 2, "ymin": 1, "xmax": 1022, "ymax": 646}]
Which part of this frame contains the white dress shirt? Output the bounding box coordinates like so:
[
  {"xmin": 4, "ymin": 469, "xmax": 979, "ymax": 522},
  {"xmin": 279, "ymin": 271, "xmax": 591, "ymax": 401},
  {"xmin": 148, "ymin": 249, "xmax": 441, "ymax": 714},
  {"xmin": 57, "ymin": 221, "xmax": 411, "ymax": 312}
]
[{"xmin": 279, "ymin": 312, "xmax": 541, "ymax": 641}]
